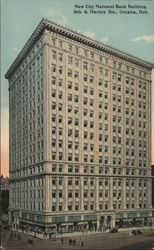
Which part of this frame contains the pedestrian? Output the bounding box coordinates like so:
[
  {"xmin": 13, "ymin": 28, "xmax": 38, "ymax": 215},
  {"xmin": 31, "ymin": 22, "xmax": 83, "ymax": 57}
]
[
  {"xmin": 79, "ymin": 239, "xmax": 82, "ymax": 247},
  {"xmin": 61, "ymin": 237, "xmax": 64, "ymax": 244},
  {"xmin": 73, "ymin": 239, "xmax": 76, "ymax": 246},
  {"xmin": 49, "ymin": 233, "xmax": 51, "ymax": 241},
  {"xmin": 69, "ymin": 238, "xmax": 72, "ymax": 246}
]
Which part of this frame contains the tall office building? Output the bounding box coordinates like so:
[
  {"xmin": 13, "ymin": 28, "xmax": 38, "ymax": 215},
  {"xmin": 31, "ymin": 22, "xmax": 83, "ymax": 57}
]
[{"xmin": 5, "ymin": 18, "xmax": 154, "ymax": 233}]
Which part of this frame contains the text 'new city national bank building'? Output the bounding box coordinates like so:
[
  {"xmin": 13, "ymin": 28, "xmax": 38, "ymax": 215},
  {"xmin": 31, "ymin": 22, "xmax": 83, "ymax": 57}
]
[{"xmin": 5, "ymin": 18, "xmax": 154, "ymax": 234}]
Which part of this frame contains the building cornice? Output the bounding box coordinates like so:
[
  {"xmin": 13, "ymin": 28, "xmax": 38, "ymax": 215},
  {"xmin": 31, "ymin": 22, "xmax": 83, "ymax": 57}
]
[{"xmin": 5, "ymin": 17, "xmax": 154, "ymax": 79}]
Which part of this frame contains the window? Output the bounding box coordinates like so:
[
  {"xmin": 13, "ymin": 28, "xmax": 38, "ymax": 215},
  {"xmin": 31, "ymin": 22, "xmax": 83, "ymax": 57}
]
[
  {"xmin": 59, "ymin": 166, "xmax": 63, "ymax": 173},
  {"xmin": 84, "ymin": 97, "xmax": 88, "ymax": 105},
  {"xmin": 52, "ymin": 114, "xmax": 56, "ymax": 122},
  {"xmin": 59, "ymin": 140, "xmax": 63, "ymax": 148},
  {"xmin": 99, "ymin": 67, "xmax": 103, "ymax": 74},
  {"xmin": 59, "ymin": 41, "xmax": 62, "ymax": 48},
  {"xmin": 68, "ymin": 141, "xmax": 72, "ymax": 149},
  {"xmin": 59, "ymin": 79, "xmax": 63, "ymax": 86},
  {"xmin": 90, "ymin": 52, "xmax": 94, "ymax": 59},
  {"xmin": 52, "ymin": 205, "xmax": 56, "ymax": 211},
  {"xmin": 59, "ymin": 128, "xmax": 63, "ymax": 135},
  {"xmin": 68, "ymin": 165, "xmax": 73, "ymax": 173},
  {"xmin": 68, "ymin": 178, "xmax": 72, "ymax": 185},
  {"xmin": 84, "ymin": 50, "xmax": 88, "ymax": 57},
  {"xmin": 68, "ymin": 44, "xmax": 72, "ymax": 52},
  {"xmin": 75, "ymin": 47, "xmax": 79, "ymax": 54},
  {"xmin": 52, "ymin": 38, "xmax": 56, "ymax": 46},
  {"xmin": 83, "ymin": 62, "xmax": 88, "ymax": 70},
  {"xmin": 68, "ymin": 81, "xmax": 72, "ymax": 89},
  {"xmin": 52, "ymin": 139, "xmax": 56, "ymax": 147},
  {"xmin": 59, "ymin": 152, "xmax": 63, "ymax": 160},
  {"xmin": 58, "ymin": 103, "xmax": 62, "ymax": 111},
  {"xmin": 68, "ymin": 205, "xmax": 72, "ymax": 211},
  {"xmin": 75, "ymin": 84, "xmax": 79, "ymax": 91},
  {"xmin": 52, "ymin": 64, "xmax": 56, "ymax": 72},
  {"xmin": 75, "ymin": 154, "xmax": 79, "ymax": 162},
  {"xmin": 59, "ymin": 116, "xmax": 62, "ymax": 123},
  {"xmin": 68, "ymin": 94, "xmax": 72, "ymax": 101},
  {"xmin": 52, "ymin": 51, "xmax": 56, "ymax": 59},
  {"xmin": 59, "ymin": 53, "xmax": 63, "ymax": 62},
  {"xmin": 75, "ymin": 130, "xmax": 79, "ymax": 138},
  {"xmin": 118, "ymin": 74, "xmax": 121, "ymax": 81},
  {"xmin": 90, "ymin": 88, "xmax": 94, "ymax": 95},
  {"xmin": 84, "ymin": 74, "xmax": 88, "ymax": 82},
  {"xmin": 75, "ymin": 58, "xmax": 79, "ymax": 67},
  {"xmin": 75, "ymin": 95, "xmax": 79, "ymax": 103},
  {"xmin": 84, "ymin": 143, "xmax": 88, "ymax": 150},
  {"xmin": 68, "ymin": 56, "xmax": 73, "ymax": 65},
  {"xmin": 68, "ymin": 69, "xmax": 72, "ymax": 77},
  {"xmin": 52, "ymin": 192, "xmax": 56, "ymax": 198},
  {"xmin": 52, "ymin": 152, "xmax": 56, "ymax": 160},
  {"xmin": 90, "ymin": 76, "xmax": 94, "ymax": 83},
  {"xmin": 75, "ymin": 191, "xmax": 79, "ymax": 198},
  {"xmin": 90, "ymin": 99, "xmax": 94, "ymax": 106},
  {"xmin": 52, "ymin": 90, "xmax": 56, "ymax": 98},
  {"xmin": 75, "ymin": 166, "xmax": 79, "ymax": 173},
  {"xmin": 90, "ymin": 132, "xmax": 94, "ymax": 140},
  {"xmin": 52, "ymin": 102, "xmax": 56, "ymax": 109},
  {"xmin": 52, "ymin": 127, "xmax": 56, "ymax": 135},
  {"xmin": 99, "ymin": 79, "xmax": 103, "ymax": 86},
  {"xmin": 84, "ymin": 132, "xmax": 88, "ymax": 139},
  {"xmin": 75, "ymin": 142, "xmax": 79, "ymax": 150},
  {"xmin": 84, "ymin": 86, "xmax": 88, "ymax": 93},
  {"xmin": 59, "ymin": 66, "xmax": 63, "ymax": 74}
]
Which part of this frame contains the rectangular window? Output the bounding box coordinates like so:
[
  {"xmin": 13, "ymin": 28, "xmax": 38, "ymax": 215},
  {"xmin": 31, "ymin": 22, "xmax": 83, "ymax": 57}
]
[{"xmin": 52, "ymin": 64, "xmax": 56, "ymax": 72}]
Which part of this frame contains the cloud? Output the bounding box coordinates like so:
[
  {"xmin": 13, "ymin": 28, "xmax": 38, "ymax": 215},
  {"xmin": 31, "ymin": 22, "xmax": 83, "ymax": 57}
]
[
  {"xmin": 132, "ymin": 35, "xmax": 154, "ymax": 43},
  {"xmin": 77, "ymin": 29, "xmax": 95, "ymax": 39},
  {"xmin": 13, "ymin": 47, "xmax": 19, "ymax": 52},
  {"xmin": 40, "ymin": 7, "xmax": 69, "ymax": 26},
  {"xmin": 83, "ymin": 31, "xmax": 95, "ymax": 39},
  {"xmin": 101, "ymin": 36, "xmax": 109, "ymax": 43},
  {"xmin": 59, "ymin": 15, "xmax": 69, "ymax": 26}
]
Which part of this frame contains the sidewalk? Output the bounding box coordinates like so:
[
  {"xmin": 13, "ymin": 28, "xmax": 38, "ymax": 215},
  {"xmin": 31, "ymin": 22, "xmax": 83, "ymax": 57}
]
[{"xmin": 14, "ymin": 225, "xmax": 154, "ymax": 239}]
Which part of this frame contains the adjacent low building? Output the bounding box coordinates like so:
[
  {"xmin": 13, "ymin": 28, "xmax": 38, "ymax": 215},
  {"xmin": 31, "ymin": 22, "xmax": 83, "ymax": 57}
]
[{"xmin": 5, "ymin": 18, "xmax": 154, "ymax": 234}]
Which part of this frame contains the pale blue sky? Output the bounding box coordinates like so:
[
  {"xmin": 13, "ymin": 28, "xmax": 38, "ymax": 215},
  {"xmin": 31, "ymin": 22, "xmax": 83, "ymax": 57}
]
[
  {"xmin": 1, "ymin": 0, "xmax": 154, "ymax": 108},
  {"xmin": 1, "ymin": 0, "xmax": 154, "ymax": 176}
]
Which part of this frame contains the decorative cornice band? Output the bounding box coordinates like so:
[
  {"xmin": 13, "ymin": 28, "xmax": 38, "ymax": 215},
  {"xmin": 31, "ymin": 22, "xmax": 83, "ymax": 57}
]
[{"xmin": 5, "ymin": 18, "xmax": 154, "ymax": 79}]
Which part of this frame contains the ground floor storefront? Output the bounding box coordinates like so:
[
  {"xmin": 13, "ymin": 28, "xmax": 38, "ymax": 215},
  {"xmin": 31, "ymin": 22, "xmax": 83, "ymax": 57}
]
[{"xmin": 9, "ymin": 209, "xmax": 154, "ymax": 236}]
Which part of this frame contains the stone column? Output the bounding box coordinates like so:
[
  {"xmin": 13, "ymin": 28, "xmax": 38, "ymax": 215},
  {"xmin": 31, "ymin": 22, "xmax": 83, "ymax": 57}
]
[
  {"xmin": 95, "ymin": 177, "xmax": 99, "ymax": 211},
  {"xmin": 135, "ymin": 178, "xmax": 139, "ymax": 208},
  {"xmin": 80, "ymin": 176, "xmax": 84, "ymax": 211},
  {"xmin": 64, "ymin": 177, "xmax": 68, "ymax": 212},
  {"xmin": 97, "ymin": 214, "xmax": 100, "ymax": 231},
  {"xmin": 109, "ymin": 177, "xmax": 113, "ymax": 209},
  {"xmin": 44, "ymin": 176, "xmax": 51, "ymax": 212},
  {"xmin": 111, "ymin": 213, "xmax": 115, "ymax": 228},
  {"xmin": 147, "ymin": 178, "xmax": 152, "ymax": 208},
  {"xmin": 122, "ymin": 178, "xmax": 126, "ymax": 209}
]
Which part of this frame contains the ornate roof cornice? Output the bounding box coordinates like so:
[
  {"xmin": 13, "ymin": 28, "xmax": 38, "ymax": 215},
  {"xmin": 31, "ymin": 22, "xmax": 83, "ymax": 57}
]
[{"xmin": 5, "ymin": 17, "xmax": 154, "ymax": 79}]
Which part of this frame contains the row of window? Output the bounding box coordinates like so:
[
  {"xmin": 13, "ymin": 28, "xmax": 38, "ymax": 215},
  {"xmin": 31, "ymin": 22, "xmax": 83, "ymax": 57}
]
[{"xmin": 50, "ymin": 37, "xmax": 148, "ymax": 79}]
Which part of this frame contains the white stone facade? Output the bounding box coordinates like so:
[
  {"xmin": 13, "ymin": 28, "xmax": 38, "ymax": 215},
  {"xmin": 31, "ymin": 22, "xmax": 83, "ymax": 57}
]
[{"xmin": 5, "ymin": 18, "xmax": 154, "ymax": 233}]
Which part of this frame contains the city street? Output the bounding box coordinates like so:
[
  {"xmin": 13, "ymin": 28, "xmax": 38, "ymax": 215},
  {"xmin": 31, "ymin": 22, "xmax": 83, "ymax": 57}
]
[{"xmin": 1, "ymin": 229, "xmax": 154, "ymax": 249}]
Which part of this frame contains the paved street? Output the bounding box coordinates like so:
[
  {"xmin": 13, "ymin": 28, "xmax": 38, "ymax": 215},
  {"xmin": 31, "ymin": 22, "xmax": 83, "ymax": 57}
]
[{"xmin": 1, "ymin": 229, "xmax": 154, "ymax": 250}]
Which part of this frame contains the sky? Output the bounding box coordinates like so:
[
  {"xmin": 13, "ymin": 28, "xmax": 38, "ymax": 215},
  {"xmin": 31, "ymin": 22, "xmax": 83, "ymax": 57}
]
[{"xmin": 1, "ymin": 0, "xmax": 154, "ymax": 177}]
